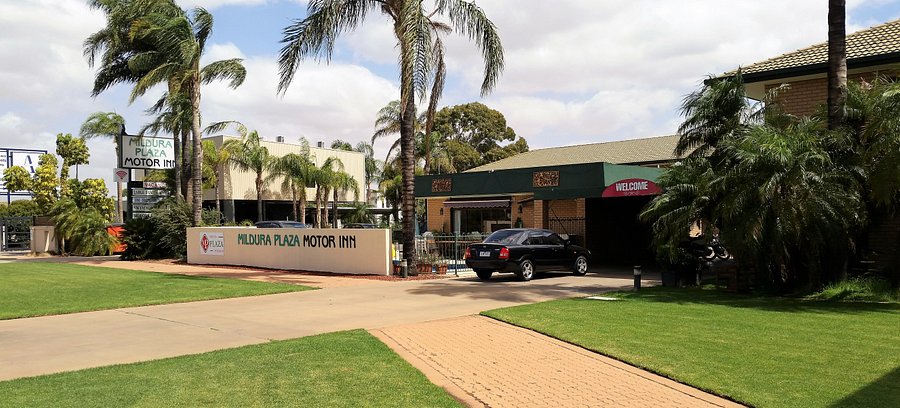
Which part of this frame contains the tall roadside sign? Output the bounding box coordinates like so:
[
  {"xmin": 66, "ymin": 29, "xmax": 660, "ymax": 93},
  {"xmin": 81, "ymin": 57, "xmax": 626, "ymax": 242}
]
[{"xmin": 118, "ymin": 132, "xmax": 174, "ymax": 220}]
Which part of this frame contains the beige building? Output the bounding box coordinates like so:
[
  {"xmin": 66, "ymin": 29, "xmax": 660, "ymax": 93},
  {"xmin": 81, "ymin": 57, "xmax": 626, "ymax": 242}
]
[{"xmin": 201, "ymin": 135, "xmax": 366, "ymax": 223}]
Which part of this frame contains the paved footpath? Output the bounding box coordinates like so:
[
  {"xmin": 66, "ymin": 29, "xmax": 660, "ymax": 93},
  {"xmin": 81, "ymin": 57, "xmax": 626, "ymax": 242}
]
[
  {"xmin": 374, "ymin": 316, "xmax": 743, "ymax": 408},
  {"xmin": 0, "ymin": 270, "xmax": 631, "ymax": 381}
]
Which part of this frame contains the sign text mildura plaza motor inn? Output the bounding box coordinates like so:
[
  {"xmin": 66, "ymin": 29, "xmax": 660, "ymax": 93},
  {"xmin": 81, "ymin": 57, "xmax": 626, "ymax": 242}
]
[
  {"xmin": 120, "ymin": 135, "xmax": 175, "ymax": 169},
  {"xmin": 187, "ymin": 227, "xmax": 391, "ymax": 275},
  {"xmin": 237, "ymin": 232, "xmax": 358, "ymax": 249}
]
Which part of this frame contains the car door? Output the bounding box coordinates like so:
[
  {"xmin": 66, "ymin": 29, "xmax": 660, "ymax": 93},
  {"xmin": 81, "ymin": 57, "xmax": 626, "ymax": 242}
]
[
  {"xmin": 527, "ymin": 231, "xmax": 554, "ymax": 269},
  {"xmin": 544, "ymin": 233, "xmax": 568, "ymax": 268}
]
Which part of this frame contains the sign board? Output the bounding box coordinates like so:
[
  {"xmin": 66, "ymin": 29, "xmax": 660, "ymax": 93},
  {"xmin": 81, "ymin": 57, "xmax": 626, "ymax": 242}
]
[
  {"xmin": 120, "ymin": 135, "xmax": 175, "ymax": 169},
  {"xmin": 0, "ymin": 148, "xmax": 48, "ymax": 198},
  {"xmin": 187, "ymin": 227, "xmax": 391, "ymax": 275},
  {"xmin": 601, "ymin": 178, "xmax": 662, "ymax": 198},
  {"xmin": 199, "ymin": 232, "xmax": 225, "ymax": 256},
  {"xmin": 113, "ymin": 168, "xmax": 129, "ymax": 183},
  {"xmin": 127, "ymin": 180, "xmax": 171, "ymax": 219}
]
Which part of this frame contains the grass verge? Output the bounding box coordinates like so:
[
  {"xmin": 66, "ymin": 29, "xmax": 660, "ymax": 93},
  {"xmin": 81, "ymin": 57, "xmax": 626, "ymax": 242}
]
[
  {"xmin": 483, "ymin": 287, "xmax": 900, "ymax": 408},
  {"xmin": 1, "ymin": 262, "xmax": 311, "ymax": 319},
  {"xmin": 0, "ymin": 330, "xmax": 461, "ymax": 407}
]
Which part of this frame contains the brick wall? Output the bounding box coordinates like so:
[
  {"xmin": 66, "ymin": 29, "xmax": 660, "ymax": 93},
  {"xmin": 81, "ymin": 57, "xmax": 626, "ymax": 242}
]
[
  {"xmin": 512, "ymin": 195, "xmax": 534, "ymax": 228},
  {"xmin": 426, "ymin": 198, "xmax": 449, "ymax": 232},
  {"xmin": 765, "ymin": 72, "xmax": 885, "ymax": 117}
]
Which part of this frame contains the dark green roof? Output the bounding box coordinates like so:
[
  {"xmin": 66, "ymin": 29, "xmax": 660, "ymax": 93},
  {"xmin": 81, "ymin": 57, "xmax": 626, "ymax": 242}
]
[{"xmin": 417, "ymin": 163, "xmax": 661, "ymax": 199}]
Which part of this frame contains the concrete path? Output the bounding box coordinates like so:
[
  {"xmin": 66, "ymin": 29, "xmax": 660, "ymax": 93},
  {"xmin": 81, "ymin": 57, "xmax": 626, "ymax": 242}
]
[
  {"xmin": 374, "ymin": 316, "xmax": 743, "ymax": 408},
  {"xmin": 0, "ymin": 272, "xmax": 632, "ymax": 381}
]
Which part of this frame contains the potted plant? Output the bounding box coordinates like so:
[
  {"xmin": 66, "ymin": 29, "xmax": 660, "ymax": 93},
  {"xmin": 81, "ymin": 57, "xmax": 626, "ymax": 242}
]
[
  {"xmin": 416, "ymin": 253, "xmax": 434, "ymax": 274},
  {"xmin": 435, "ymin": 257, "xmax": 449, "ymax": 274},
  {"xmin": 655, "ymin": 243, "xmax": 682, "ymax": 288}
]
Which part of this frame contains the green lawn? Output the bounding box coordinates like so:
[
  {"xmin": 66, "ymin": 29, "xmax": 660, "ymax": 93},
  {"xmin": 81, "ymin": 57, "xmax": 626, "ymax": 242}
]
[
  {"xmin": 483, "ymin": 287, "xmax": 900, "ymax": 408},
  {"xmin": 0, "ymin": 262, "xmax": 311, "ymax": 319},
  {"xmin": 0, "ymin": 330, "xmax": 461, "ymax": 407}
]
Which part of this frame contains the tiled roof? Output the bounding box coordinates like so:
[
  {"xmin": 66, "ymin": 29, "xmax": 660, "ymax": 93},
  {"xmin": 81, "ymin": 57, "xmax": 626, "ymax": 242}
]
[
  {"xmin": 465, "ymin": 135, "xmax": 681, "ymax": 172},
  {"xmin": 731, "ymin": 18, "xmax": 900, "ymax": 77}
]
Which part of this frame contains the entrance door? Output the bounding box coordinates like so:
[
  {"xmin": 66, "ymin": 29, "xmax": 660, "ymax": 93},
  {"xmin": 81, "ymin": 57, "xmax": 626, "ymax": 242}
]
[{"xmin": 585, "ymin": 196, "xmax": 654, "ymax": 265}]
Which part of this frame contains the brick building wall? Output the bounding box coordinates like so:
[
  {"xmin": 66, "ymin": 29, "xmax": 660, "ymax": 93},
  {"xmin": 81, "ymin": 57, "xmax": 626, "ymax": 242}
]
[
  {"xmin": 765, "ymin": 72, "xmax": 885, "ymax": 117},
  {"xmin": 426, "ymin": 198, "xmax": 449, "ymax": 232}
]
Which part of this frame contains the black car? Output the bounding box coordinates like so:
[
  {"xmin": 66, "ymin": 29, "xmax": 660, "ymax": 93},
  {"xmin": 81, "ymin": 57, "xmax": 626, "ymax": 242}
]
[
  {"xmin": 343, "ymin": 223, "xmax": 378, "ymax": 229},
  {"xmin": 465, "ymin": 228, "xmax": 591, "ymax": 281},
  {"xmin": 254, "ymin": 221, "xmax": 310, "ymax": 228}
]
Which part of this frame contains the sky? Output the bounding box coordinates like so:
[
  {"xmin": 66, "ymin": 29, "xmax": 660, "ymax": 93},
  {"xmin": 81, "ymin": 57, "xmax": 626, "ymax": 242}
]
[{"xmin": 1, "ymin": 0, "xmax": 900, "ymax": 192}]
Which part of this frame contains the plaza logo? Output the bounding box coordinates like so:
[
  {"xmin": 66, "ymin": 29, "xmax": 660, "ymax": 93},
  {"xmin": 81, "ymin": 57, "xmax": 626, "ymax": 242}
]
[{"xmin": 200, "ymin": 232, "xmax": 225, "ymax": 256}]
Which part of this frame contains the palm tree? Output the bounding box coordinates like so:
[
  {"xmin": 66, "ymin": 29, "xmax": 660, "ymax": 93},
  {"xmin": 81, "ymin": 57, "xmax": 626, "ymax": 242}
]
[
  {"xmin": 80, "ymin": 111, "xmax": 127, "ymax": 222},
  {"xmin": 828, "ymin": 0, "xmax": 847, "ymax": 130},
  {"xmin": 310, "ymin": 157, "xmax": 343, "ymax": 228},
  {"xmin": 201, "ymin": 139, "xmax": 230, "ymax": 214},
  {"xmin": 267, "ymin": 149, "xmax": 316, "ymax": 224},
  {"xmin": 355, "ymin": 141, "xmax": 381, "ymax": 204},
  {"xmin": 279, "ymin": 0, "xmax": 504, "ymax": 268},
  {"xmin": 127, "ymin": 8, "xmax": 246, "ymax": 226},
  {"xmin": 142, "ymin": 92, "xmax": 192, "ymax": 200},
  {"xmin": 330, "ymin": 171, "xmax": 360, "ymax": 227},
  {"xmin": 223, "ymin": 129, "xmax": 271, "ymax": 222},
  {"xmin": 86, "ymin": 1, "xmax": 247, "ymax": 226}
]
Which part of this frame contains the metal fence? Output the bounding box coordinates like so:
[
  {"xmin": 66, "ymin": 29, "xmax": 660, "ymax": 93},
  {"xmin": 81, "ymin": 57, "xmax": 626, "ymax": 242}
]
[
  {"xmin": 415, "ymin": 233, "xmax": 488, "ymax": 276},
  {"xmin": 548, "ymin": 217, "xmax": 585, "ymax": 246},
  {"xmin": 1, "ymin": 217, "xmax": 33, "ymax": 252}
]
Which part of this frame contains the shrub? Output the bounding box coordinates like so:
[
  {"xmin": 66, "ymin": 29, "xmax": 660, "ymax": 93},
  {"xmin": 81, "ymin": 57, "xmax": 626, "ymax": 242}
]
[
  {"xmin": 808, "ymin": 277, "xmax": 900, "ymax": 303},
  {"xmin": 49, "ymin": 198, "xmax": 117, "ymax": 256},
  {"xmin": 120, "ymin": 218, "xmax": 168, "ymax": 260}
]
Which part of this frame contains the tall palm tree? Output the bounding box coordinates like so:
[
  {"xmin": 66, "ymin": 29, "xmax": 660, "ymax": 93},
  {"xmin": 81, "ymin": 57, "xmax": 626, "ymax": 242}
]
[
  {"xmin": 827, "ymin": 0, "xmax": 847, "ymax": 130},
  {"xmin": 223, "ymin": 129, "xmax": 271, "ymax": 222},
  {"xmin": 80, "ymin": 111, "xmax": 127, "ymax": 222},
  {"xmin": 86, "ymin": 0, "xmax": 247, "ymax": 226},
  {"xmin": 311, "ymin": 157, "xmax": 343, "ymax": 228},
  {"xmin": 279, "ymin": 0, "xmax": 504, "ymax": 268},
  {"xmin": 127, "ymin": 7, "xmax": 246, "ymax": 226}
]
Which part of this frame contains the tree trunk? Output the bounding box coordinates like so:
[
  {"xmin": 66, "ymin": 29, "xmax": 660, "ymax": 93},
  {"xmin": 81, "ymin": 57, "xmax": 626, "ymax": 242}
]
[
  {"xmin": 300, "ymin": 189, "xmax": 307, "ymax": 225},
  {"xmin": 173, "ymin": 124, "xmax": 183, "ymax": 202},
  {"xmin": 256, "ymin": 173, "xmax": 264, "ymax": 222},
  {"xmin": 315, "ymin": 188, "xmax": 322, "ymax": 228},
  {"xmin": 400, "ymin": 80, "xmax": 417, "ymax": 269},
  {"xmin": 291, "ymin": 184, "xmax": 298, "ymax": 221},
  {"xmin": 190, "ymin": 80, "xmax": 203, "ymax": 227},
  {"xmin": 333, "ymin": 189, "xmax": 339, "ymax": 228},
  {"xmin": 215, "ymin": 181, "xmax": 221, "ymax": 217},
  {"xmin": 115, "ymin": 140, "xmax": 123, "ymax": 222},
  {"xmin": 323, "ymin": 187, "xmax": 330, "ymax": 227},
  {"xmin": 827, "ymin": 0, "xmax": 847, "ymax": 130},
  {"xmin": 183, "ymin": 128, "xmax": 192, "ymax": 205}
]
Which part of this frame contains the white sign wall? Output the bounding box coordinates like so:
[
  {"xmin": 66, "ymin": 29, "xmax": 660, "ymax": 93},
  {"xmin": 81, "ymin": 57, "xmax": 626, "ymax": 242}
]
[{"xmin": 120, "ymin": 135, "xmax": 175, "ymax": 169}]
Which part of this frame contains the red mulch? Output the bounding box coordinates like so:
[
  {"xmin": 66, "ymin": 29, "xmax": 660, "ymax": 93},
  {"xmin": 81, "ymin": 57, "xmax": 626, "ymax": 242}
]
[{"xmin": 144, "ymin": 259, "xmax": 453, "ymax": 281}]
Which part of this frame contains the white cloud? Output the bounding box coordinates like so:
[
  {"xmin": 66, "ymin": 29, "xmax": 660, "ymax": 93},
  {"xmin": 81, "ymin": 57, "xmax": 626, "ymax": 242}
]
[{"xmin": 1, "ymin": 0, "xmax": 898, "ymax": 193}]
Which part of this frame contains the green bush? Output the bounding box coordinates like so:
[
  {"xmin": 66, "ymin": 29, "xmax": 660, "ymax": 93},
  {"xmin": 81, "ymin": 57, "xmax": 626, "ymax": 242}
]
[
  {"xmin": 0, "ymin": 200, "xmax": 40, "ymax": 217},
  {"xmin": 49, "ymin": 198, "xmax": 117, "ymax": 256},
  {"xmin": 808, "ymin": 277, "xmax": 900, "ymax": 303},
  {"xmin": 120, "ymin": 199, "xmax": 224, "ymax": 260},
  {"xmin": 120, "ymin": 218, "xmax": 168, "ymax": 260}
]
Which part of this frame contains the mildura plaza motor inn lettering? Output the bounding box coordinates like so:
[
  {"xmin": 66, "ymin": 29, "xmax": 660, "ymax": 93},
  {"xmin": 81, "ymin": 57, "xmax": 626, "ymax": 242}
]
[
  {"xmin": 120, "ymin": 135, "xmax": 175, "ymax": 169},
  {"xmin": 238, "ymin": 232, "xmax": 358, "ymax": 249}
]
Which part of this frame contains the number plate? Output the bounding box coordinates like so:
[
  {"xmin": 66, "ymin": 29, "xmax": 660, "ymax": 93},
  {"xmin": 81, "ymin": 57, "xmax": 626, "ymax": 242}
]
[{"xmin": 479, "ymin": 251, "xmax": 491, "ymax": 258}]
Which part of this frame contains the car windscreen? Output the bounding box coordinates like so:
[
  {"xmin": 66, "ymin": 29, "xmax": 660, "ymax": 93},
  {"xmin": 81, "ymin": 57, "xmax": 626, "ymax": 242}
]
[
  {"xmin": 283, "ymin": 222, "xmax": 307, "ymax": 228},
  {"xmin": 483, "ymin": 230, "xmax": 525, "ymax": 245}
]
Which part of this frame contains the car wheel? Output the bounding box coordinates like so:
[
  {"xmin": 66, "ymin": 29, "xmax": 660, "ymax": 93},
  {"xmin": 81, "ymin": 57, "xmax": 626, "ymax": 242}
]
[
  {"xmin": 518, "ymin": 259, "xmax": 535, "ymax": 281},
  {"xmin": 474, "ymin": 269, "xmax": 493, "ymax": 281},
  {"xmin": 572, "ymin": 255, "xmax": 588, "ymax": 276}
]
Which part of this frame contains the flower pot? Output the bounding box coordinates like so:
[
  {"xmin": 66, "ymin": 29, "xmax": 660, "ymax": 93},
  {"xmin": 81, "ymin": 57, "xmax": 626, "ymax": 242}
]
[
  {"xmin": 436, "ymin": 264, "xmax": 448, "ymax": 275},
  {"xmin": 661, "ymin": 270, "xmax": 679, "ymax": 287},
  {"xmin": 416, "ymin": 263, "xmax": 432, "ymax": 274}
]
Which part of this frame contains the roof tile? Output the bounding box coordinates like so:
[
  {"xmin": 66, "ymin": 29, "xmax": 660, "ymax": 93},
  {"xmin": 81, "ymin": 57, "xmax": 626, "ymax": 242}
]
[{"xmin": 465, "ymin": 135, "xmax": 682, "ymax": 172}]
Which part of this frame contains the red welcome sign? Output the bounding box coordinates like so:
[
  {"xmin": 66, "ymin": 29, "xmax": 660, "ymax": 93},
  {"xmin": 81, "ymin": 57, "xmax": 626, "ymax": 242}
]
[{"xmin": 602, "ymin": 178, "xmax": 662, "ymax": 197}]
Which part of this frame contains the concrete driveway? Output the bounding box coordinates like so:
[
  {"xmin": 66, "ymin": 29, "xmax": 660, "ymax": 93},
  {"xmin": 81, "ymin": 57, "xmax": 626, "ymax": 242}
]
[{"xmin": 0, "ymin": 271, "xmax": 636, "ymax": 381}]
